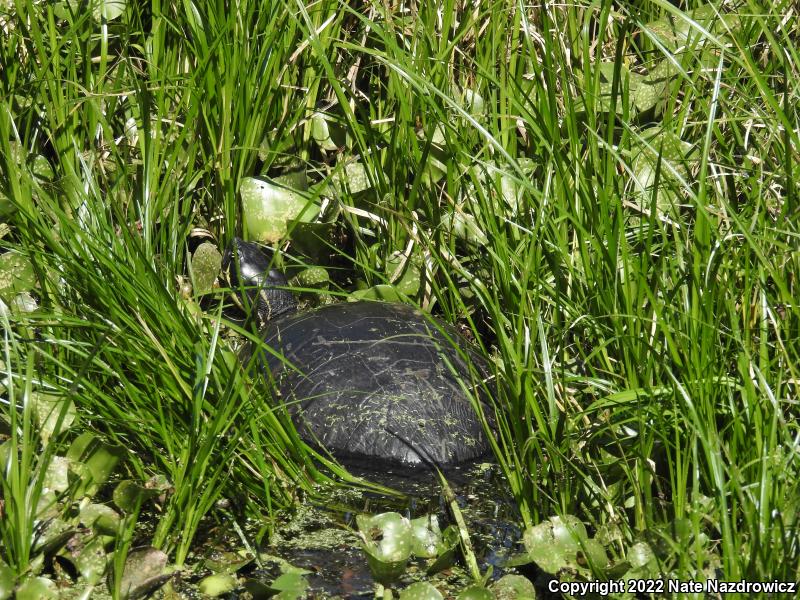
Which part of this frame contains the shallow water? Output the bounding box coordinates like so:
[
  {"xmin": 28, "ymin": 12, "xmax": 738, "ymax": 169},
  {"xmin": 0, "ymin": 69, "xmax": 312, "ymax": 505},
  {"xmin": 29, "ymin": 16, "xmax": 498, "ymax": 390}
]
[{"xmin": 251, "ymin": 461, "xmax": 524, "ymax": 598}]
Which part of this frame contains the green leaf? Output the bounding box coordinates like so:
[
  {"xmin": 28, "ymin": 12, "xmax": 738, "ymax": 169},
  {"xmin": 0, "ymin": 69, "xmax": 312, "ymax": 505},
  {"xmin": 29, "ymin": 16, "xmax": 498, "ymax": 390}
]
[
  {"xmin": 79, "ymin": 503, "xmax": 121, "ymax": 537},
  {"xmin": 202, "ymin": 551, "xmax": 254, "ymax": 574},
  {"xmin": 240, "ymin": 177, "xmax": 320, "ymax": 243},
  {"xmin": 191, "ymin": 242, "xmax": 222, "ymax": 296},
  {"xmin": 409, "ymin": 515, "xmax": 442, "ymax": 558},
  {"xmin": 15, "ymin": 577, "xmax": 58, "ymax": 600},
  {"xmin": 386, "ymin": 252, "xmax": 421, "ymax": 297},
  {"xmin": 462, "ymin": 88, "xmax": 485, "ymax": 116},
  {"xmin": 289, "ymin": 267, "xmax": 330, "ymax": 290},
  {"xmin": 357, "ymin": 512, "xmax": 413, "ymax": 585},
  {"xmin": 644, "ymin": 5, "xmax": 741, "ymax": 51},
  {"xmin": 267, "ymin": 572, "xmax": 309, "ymax": 599},
  {"xmin": 311, "ymin": 112, "xmax": 340, "ymax": 151},
  {"xmin": 627, "ymin": 542, "xmax": 655, "ymax": 569},
  {"xmin": 0, "ymin": 252, "xmax": 36, "ymax": 302},
  {"xmin": 399, "ymin": 581, "xmax": 444, "ymax": 600},
  {"xmin": 67, "ymin": 432, "xmax": 126, "ymax": 498},
  {"xmin": 457, "ymin": 584, "xmax": 493, "ymax": 600},
  {"xmin": 72, "ymin": 534, "xmax": 109, "ymax": 585},
  {"xmin": 441, "ymin": 210, "xmax": 488, "ymax": 247},
  {"xmin": 491, "ymin": 574, "xmax": 537, "ymax": 599},
  {"xmin": 198, "ymin": 573, "xmax": 239, "ymax": 597},
  {"xmin": 113, "ymin": 546, "xmax": 171, "ymax": 600},
  {"xmin": 112, "ymin": 480, "xmax": 160, "ymax": 513},
  {"xmin": 0, "ymin": 564, "xmax": 13, "ymax": 600},
  {"xmin": 426, "ymin": 525, "xmax": 460, "ymax": 575},
  {"xmin": 349, "ymin": 284, "xmax": 404, "ymax": 303},
  {"xmin": 550, "ymin": 515, "xmax": 588, "ymax": 555},
  {"xmin": 32, "ymin": 393, "xmax": 76, "ymax": 442},
  {"xmin": 92, "ymin": 0, "xmax": 126, "ymax": 21},
  {"xmin": 331, "ymin": 160, "xmax": 373, "ymax": 195}
]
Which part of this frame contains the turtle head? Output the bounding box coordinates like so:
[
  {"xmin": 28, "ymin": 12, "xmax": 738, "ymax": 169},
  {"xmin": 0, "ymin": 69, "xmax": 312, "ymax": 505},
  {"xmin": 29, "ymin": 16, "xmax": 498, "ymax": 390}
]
[{"xmin": 223, "ymin": 237, "xmax": 297, "ymax": 323}]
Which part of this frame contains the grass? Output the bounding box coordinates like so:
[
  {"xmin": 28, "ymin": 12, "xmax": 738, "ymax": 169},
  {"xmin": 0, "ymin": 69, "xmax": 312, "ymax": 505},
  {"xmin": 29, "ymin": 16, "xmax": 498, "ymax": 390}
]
[{"xmin": 1, "ymin": 0, "xmax": 798, "ymax": 596}]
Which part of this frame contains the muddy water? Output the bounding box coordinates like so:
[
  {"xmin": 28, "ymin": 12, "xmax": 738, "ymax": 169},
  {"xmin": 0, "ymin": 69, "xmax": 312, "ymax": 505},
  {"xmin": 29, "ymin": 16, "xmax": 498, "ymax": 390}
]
[{"xmin": 251, "ymin": 461, "xmax": 523, "ymax": 598}]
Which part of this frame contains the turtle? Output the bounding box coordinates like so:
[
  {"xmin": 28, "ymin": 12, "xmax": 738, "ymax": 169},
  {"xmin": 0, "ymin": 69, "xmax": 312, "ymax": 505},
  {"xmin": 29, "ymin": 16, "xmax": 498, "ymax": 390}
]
[{"xmin": 224, "ymin": 238, "xmax": 495, "ymax": 468}]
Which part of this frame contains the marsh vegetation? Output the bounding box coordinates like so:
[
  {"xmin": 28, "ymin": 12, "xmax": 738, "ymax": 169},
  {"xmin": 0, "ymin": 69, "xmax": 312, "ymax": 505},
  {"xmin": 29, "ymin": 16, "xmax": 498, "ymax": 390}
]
[{"xmin": 0, "ymin": 0, "xmax": 798, "ymax": 597}]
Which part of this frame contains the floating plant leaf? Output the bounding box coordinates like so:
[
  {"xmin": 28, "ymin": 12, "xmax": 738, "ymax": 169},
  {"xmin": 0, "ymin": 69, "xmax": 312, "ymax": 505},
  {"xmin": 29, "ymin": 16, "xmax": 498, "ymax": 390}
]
[
  {"xmin": 418, "ymin": 125, "xmax": 448, "ymax": 185},
  {"xmin": 10, "ymin": 292, "xmax": 37, "ymax": 314},
  {"xmin": 442, "ymin": 210, "xmax": 488, "ymax": 247},
  {"xmin": 198, "ymin": 573, "xmax": 239, "ymax": 597},
  {"xmin": 426, "ymin": 525, "xmax": 460, "ymax": 575},
  {"xmin": 386, "ymin": 252, "xmax": 421, "ymax": 297},
  {"xmin": 462, "ymin": 88, "xmax": 485, "ymax": 116},
  {"xmin": 410, "ymin": 515, "xmax": 442, "ymax": 558},
  {"xmin": 34, "ymin": 517, "xmax": 75, "ymax": 556},
  {"xmin": 357, "ymin": 512, "xmax": 413, "ymax": 585},
  {"xmin": 399, "ymin": 581, "xmax": 444, "ymax": 600},
  {"xmin": 630, "ymin": 126, "xmax": 696, "ymax": 219},
  {"xmin": 0, "ymin": 252, "xmax": 36, "ymax": 302},
  {"xmin": 191, "ymin": 242, "xmax": 222, "ymax": 295},
  {"xmin": 267, "ymin": 572, "xmax": 310, "ymax": 599},
  {"xmin": 240, "ymin": 177, "xmax": 320, "ymax": 243},
  {"xmin": 579, "ymin": 538, "xmax": 608, "ymax": 570},
  {"xmin": 491, "ymin": 574, "xmax": 537, "ymax": 599},
  {"xmin": 73, "ymin": 534, "xmax": 109, "ymax": 585},
  {"xmin": 331, "ymin": 160, "xmax": 373, "ymax": 195},
  {"xmin": 457, "ymin": 584, "xmax": 493, "ymax": 600},
  {"xmin": 90, "ymin": 0, "xmax": 125, "ymax": 20},
  {"xmin": 112, "ymin": 480, "xmax": 159, "ymax": 513},
  {"xmin": 290, "ymin": 267, "xmax": 330, "ymax": 290},
  {"xmin": 113, "ymin": 546, "xmax": 170, "ymax": 600},
  {"xmin": 202, "ymin": 551, "xmax": 254, "ymax": 574},
  {"xmin": 550, "ymin": 515, "xmax": 588, "ymax": 556},
  {"xmin": 349, "ymin": 284, "xmax": 404, "ymax": 303},
  {"xmin": 42, "ymin": 456, "xmax": 68, "ymax": 495},
  {"xmin": 0, "ymin": 564, "xmax": 13, "ymax": 600},
  {"xmin": 510, "ymin": 515, "xmax": 590, "ymax": 574},
  {"xmin": 67, "ymin": 432, "xmax": 126, "ymax": 498},
  {"xmin": 311, "ymin": 112, "xmax": 340, "ymax": 151},
  {"xmin": 627, "ymin": 542, "xmax": 656, "ymax": 569},
  {"xmin": 80, "ymin": 503, "xmax": 121, "ymax": 536},
  {"xmin": 15, "ymin": 577, "xmax": 58, "ymax": 600},
  {"xmin": 32, "ymin": 392, "xmax": 76, "ymax": 442},
  {"xmin": 644, "ymin": 5, "xmax": 740, "ymax": 51}
]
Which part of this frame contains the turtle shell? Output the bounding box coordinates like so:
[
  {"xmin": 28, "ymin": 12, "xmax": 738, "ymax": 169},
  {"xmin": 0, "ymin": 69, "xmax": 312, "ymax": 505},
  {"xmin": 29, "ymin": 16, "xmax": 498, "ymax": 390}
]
[{"xmin": 254, "ymin": 301, "xmax": 494, "ymax": 467}]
